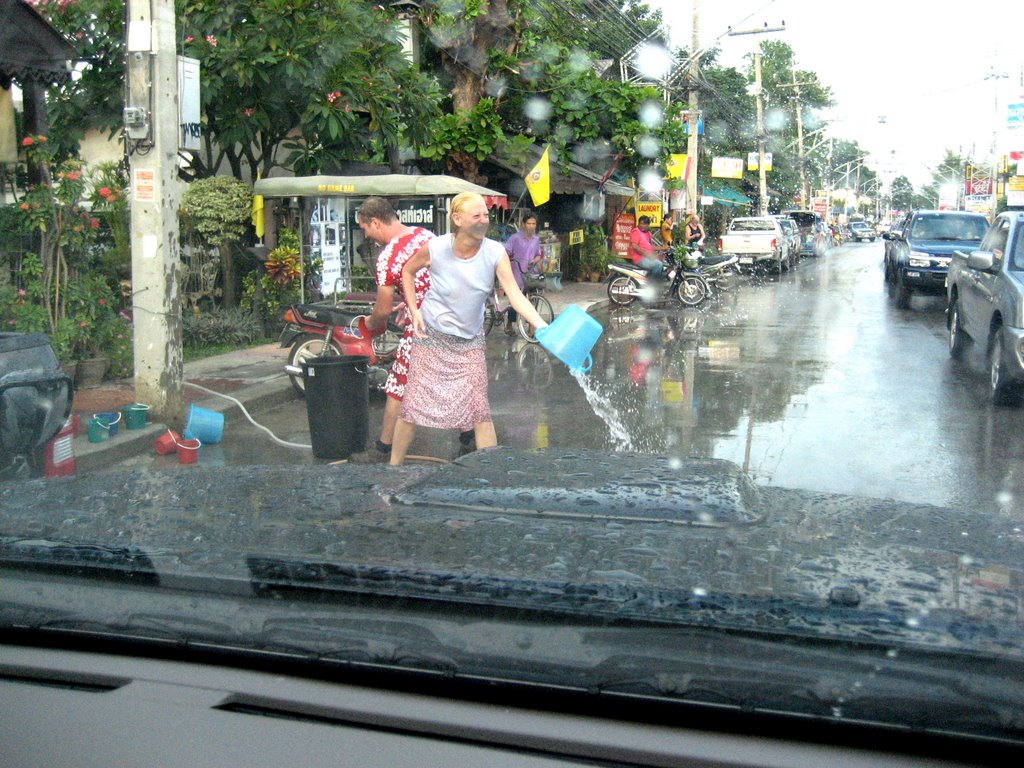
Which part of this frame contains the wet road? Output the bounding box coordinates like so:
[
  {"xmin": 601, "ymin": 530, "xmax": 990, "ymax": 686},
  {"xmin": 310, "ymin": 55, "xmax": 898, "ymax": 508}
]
[{"xmin": 117, "ymin": 242, "xmax": 1024, "ymax": 515}]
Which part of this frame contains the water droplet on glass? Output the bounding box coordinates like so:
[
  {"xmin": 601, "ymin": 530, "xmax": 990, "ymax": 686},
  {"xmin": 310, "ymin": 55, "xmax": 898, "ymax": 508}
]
[
  {"xmin": 634, "ymin": 42, "xmax": 674, "ymax": 80},
  {"xmin": 524, "ymin": 97, "xmax": 552, "ymax": 122},
  {"xmin": 638, "ymin": 167, "xmax": 663, "ymax": 193},
  {"xmin": 637, "ymin": 135, "xmax": 661, "ymax": 158},
  {"xmin": 485, "ymin": 77, "xmax": 507, "ymax": 98},
  {"xmin": 638, "ymin": 100, "xmax": 664, "ymax": 128}
]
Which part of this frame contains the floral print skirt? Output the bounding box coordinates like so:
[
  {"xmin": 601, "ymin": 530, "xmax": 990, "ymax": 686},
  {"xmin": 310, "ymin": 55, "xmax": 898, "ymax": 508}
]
[{"xmin": 400, "ymin": 325, "xmax": 490, "ymax": 431}]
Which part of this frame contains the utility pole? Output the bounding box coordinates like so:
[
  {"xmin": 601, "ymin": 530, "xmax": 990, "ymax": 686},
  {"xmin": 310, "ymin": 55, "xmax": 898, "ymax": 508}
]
[
  {"xmin": 753, "ymin": 51, "xmax": 768, "ymax": 215},
  {"xmin": 126, "ymin": 0, "xmax": 184, "ymax": 424},
  {"xmin": 685, "ymin": 0, "xmax": 700, "ymax": 216},
  {"xmin": 777, "ymin": 73, "xmax": 816, "ymax": 209},
  {"xmin": 727, "ymin": 24, "xmax": 786, "ymax": 216}
]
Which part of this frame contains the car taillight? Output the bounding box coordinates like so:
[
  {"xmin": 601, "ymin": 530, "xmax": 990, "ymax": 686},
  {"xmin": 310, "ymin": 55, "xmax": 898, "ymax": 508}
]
[
  {"xmin": 716, "ymin": 238, "xmax": 723, "ymax": 251},
  {"xmin": 282, "ymin": 308, "xmax": 296, "ymax": 323},
  {"xmin": 771, "ymin": 238, "xmax": 777, "ymax": 249}
]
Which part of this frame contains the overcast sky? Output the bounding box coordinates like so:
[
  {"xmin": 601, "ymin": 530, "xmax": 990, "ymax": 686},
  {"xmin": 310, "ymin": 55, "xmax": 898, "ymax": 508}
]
[{"xmin": 653, "ymin": 0, "xmax": 1024, "ymax": 186}]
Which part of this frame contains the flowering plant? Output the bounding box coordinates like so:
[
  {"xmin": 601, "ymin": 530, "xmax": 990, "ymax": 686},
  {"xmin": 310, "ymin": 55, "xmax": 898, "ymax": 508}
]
[
  {"xmin": 8, "ymin": 136, "xmax": 134, "ymax": 376},
  {"xmin": 242, "ymin": 228, "xmax": 318, "ymax": 332}
]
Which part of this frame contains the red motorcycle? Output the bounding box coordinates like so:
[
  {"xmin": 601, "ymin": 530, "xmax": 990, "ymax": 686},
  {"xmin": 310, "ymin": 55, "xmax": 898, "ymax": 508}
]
[{"xmin": 280, "ymin": 293, "xmax": 404, "ymax": 396}]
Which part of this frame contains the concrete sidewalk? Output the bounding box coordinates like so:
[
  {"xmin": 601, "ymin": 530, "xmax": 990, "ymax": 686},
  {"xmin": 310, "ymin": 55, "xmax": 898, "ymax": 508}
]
[{"xmin": 67, "ymin": 280, "xmax": 608, "ymax": 472}]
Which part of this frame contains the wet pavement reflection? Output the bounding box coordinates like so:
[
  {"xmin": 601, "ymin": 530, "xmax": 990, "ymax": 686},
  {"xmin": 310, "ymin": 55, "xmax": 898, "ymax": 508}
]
[{"xmin": 489, "ymin": 244, "xmax": 1024, "ymax": 516}]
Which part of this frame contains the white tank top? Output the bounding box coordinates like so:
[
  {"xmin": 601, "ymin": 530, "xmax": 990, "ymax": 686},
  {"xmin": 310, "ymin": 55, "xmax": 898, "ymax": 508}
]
[{"xmin": 421, "ymin": 234, "xmax": 504, "ymax": 338}]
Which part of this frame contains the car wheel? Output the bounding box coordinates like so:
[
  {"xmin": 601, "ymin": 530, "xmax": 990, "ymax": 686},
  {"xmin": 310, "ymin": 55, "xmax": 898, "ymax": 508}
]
[
  {"xmin": 947, "ymin": 298, "xmax": 969, "ymax": 359},
  {"xmin": 288, "ymin": 334, "xmax": 341, "ymax": 396},
  {"xmin": 895, "ymin": 269, "xmax": 911, "ymax": 309},
  {"xmin": 988, "ymin": 330, "xmax": 1020, "ymax": 406},
  {"xmin": 883, "ymin": 259, "xmax": 893, "ymax": 284}
]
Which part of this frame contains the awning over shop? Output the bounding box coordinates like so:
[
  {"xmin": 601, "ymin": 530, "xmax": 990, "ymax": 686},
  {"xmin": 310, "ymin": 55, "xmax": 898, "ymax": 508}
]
[
  {"xmin": 703, "ymin": 186, "xmax": 752, "ymax": 207},
  {"xmin": 253, "ymin": 174, "xmax": 508, "ymax": 209},
  {"xmin": 0, "ymin": 0, "xmax": 76, "ymax": 86}
]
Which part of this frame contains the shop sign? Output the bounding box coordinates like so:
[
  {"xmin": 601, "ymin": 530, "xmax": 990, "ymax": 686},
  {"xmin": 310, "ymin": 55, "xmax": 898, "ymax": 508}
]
[
  {"xmin": 711, "ymin": 157, "xmax": 744, "ymax": 179},
  {"xmin": 568, "ymin": 229, "xmax": 584, "ymax": 246},
  {"xmin": 1007, "ymin": 177, "xmax": 1024, "ymax": 208},
  {"xmin": 636, "ymin": 201, "xmax": 662, "ymax": 225},
  {"xmin": 612, "ymin": 212, "xmax": 635, "ymax": 257}
]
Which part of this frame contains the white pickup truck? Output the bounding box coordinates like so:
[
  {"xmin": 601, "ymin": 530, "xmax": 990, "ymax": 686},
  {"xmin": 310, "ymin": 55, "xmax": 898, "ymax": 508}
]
[{"xmin": 716, "ymin": 217, "xmax": 792, "ymax": 273}]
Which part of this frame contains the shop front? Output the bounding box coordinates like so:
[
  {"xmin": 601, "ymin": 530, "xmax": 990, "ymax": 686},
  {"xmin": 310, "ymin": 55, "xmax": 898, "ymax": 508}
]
[{"xmin": 253, "ymin": 174, "xmax": 507, "ymax": 299}]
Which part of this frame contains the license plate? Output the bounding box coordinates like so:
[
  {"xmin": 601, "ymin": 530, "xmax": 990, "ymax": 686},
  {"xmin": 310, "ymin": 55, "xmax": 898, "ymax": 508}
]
[{"xmin": 739, "ymin": 257, "xmax": 753, "ymax": 265}]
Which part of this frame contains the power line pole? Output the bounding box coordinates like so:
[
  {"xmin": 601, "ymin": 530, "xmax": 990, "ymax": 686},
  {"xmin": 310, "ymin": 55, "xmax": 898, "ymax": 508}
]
[
  {"xmin": 753, "ymin": 50, "xmax": 768, "ymax": 215},
  {"xmin": 777, "ymin": 73, "xmax": 816, "ymax": 209},
  {"xmin": 126, "ymin": 0, "xmax": 184, "ymax": 424},
  {"xmin": 685, "ymin": 0, "xmax": 700, "ymax": 216},
  {"xmin": 727, "ymin": 24, "xmax": 786, "ymax": 216}
]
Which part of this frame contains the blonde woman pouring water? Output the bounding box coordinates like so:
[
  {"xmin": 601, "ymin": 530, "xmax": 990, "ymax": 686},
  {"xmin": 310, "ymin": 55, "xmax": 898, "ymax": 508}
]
[{"xmin": 389, "ymin": 193, "xmax": 549, "ymax": 466}]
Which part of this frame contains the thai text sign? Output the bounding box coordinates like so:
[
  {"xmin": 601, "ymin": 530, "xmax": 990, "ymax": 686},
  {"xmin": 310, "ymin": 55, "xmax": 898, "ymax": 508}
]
[{"xmin": 711, "ymin": 157, "xmax": 744, "ymax": 179}]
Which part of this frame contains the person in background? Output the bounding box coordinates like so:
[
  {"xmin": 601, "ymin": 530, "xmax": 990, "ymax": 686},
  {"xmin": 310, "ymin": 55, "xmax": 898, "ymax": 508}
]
[
  {"xmin": 351, "ymin": 197, "xmax": 436, "ymax": 463},
  {"xmin": 628, "ymin": 215, "xmax": 669, "ymax": 278},
  {"xmin": 659, "ymin": 214, "xmax": 675, "ymax": 248},
  {"xmin": 684, "ymin": 211, "xmax": 706, "ymax": 247},
  {"xmin": 390, "ymin": 193, "xmax": 549, "ymax": 466},
  {"xmin": 503, "ymin": 212, "xmax": 545, "ymax": 335}
]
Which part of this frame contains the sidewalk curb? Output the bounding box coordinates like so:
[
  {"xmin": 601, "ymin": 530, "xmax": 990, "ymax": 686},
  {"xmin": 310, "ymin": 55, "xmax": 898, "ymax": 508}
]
[{"xmin": 74, "ymin": 376, "xmax": 298, "ymax": 474}]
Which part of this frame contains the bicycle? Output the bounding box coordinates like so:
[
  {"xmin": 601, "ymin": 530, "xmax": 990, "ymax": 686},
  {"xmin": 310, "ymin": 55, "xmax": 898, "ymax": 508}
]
[{"xmin": 483, "ymin": 274, "xmax": 554, "ymax": 343}]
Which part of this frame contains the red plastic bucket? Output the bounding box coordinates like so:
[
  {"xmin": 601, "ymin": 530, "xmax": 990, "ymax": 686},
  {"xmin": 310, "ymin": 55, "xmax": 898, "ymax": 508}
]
[
  {"xmin": 155, "ymin": 429, "xmax": 181, "ymax": 455},
  {"xmin": 175, "ymin": 436, "xmax": 201, "ymax": 464}
]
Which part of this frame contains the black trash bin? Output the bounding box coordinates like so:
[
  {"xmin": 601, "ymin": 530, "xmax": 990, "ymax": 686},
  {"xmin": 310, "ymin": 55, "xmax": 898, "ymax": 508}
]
[{"xmin": 301, "ymin": 355, "xmax": 369, "ymax": 460}]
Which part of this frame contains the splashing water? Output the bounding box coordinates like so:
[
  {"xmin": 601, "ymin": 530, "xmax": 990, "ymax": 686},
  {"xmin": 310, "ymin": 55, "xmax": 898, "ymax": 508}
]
[{"xmin": 571, "ymin": 369, "xmax": 634, "ymax": 451}]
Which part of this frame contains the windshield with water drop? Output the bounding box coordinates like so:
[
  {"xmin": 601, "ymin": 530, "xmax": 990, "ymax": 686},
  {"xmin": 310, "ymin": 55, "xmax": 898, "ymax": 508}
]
[{"xmin": 2, "ymin": 0, "xmax": 1024, "ymax": 761}]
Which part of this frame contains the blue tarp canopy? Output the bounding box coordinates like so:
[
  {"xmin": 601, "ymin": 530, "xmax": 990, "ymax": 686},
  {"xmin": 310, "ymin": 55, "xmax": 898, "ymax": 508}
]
[{"xmin": 703, "ymin": 187, "xmax": 752, "ymax": 207}]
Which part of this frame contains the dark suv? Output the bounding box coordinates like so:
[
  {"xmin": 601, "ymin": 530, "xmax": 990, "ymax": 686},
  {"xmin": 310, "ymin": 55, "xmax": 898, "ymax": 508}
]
[{"xmin": 882, "ymin": 210, "xmax": 989, "ymax": 308}]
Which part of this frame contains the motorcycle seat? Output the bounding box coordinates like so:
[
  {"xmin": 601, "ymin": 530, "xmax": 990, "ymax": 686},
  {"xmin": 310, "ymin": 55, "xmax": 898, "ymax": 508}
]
[
  {"xmin": 699, "ymin": 254, "xmax": 735, "ymax": 267},
  {"xmin": 291, "ymin": 303, "xmax": 363, "ymax": 328}
]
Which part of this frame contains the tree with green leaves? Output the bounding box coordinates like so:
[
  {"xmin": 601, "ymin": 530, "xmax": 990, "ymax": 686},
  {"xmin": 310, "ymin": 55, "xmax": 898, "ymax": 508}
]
[
  {"xmin": 178, "ymin": 0, "xmax": 442, "ymax": 180},
  {"xmin": 890, "ymin": 176, "xmax": 915, "ymax": 214},
  {"xmin": 33, "ymin": 0, "xmax": 442, "ymax": 180},
  {"xmin": 179, "ymin": 176, "xmax": 252, "ymax": 306}
]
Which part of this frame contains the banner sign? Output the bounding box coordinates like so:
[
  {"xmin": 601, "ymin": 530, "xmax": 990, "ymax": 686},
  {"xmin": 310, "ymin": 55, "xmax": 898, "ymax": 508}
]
[
  {"xmin": 612, "ymin": 212, "xmax": 635, "ymax": 257},
  {"xmin": 1008, "ymin": 177, "xmax": 1024, "ymax": 208},
  {"xmin": 966, "ymin": 179, "xmax": 993, "ymax": 195},
  {"xmin": 711, "ymin": 157, "xmax": 744, "ymax": 179},
  {"xmin": 964, "ymin": 195, "xmax": 993, "ymax": 214},
  {"xmin": 665, "ymin": 153, "xmax": 690, "ymax": 180},
  {"xmin": 747, "ymin": 152, "xmax": 773, "ymax": 171}
]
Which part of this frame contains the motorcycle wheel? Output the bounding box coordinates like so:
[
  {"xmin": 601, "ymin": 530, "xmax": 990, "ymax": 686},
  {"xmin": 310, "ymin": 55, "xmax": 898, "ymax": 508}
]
[
  {"xmin": 288, "ymin": 334, "xmax": 341, "ymax": 396},
  {"xmin": 714, "ymin": 267, "xmax": 739, "ymax": 292},
  {"xmin": 676, "ymin": 274, "xmax": 708, "ymax": 306},
  {"xmin": 608, "ymin": 276, "xmax": 639, "ymax": 306}
]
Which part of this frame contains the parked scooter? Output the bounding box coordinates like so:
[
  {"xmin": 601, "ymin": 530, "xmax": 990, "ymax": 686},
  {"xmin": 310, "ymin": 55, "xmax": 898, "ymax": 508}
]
[
  {"xmin": 280, "ymin": 295, "xmax": 404, "ymax": 396},
  {"xmin": 606, "ymin": 250, "xmax": 709, "ymax": 307},
  {"xmin": 678, "ymin": 242, "xmax": 741, "ymax": 294}
]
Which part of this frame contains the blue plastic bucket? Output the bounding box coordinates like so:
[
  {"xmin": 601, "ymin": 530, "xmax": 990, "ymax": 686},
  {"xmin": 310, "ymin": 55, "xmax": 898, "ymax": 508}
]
[
  {"xmin": 535, "ymin": 304, "xmax": 603, "ymax": 373},
  {"xmin": 94, "ymin": 411, "xmax": 121, "ymax": 437},
  {"xmin": 184, "ymin": 403, "xmax": 224, "ymax": 444}
]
